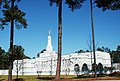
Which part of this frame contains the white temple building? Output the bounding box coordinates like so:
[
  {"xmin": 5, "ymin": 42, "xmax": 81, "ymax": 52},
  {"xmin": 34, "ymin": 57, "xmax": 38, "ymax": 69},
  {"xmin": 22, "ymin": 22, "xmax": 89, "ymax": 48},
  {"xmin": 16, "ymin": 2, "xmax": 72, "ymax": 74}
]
[{"xmin": 0, "ymin": 30, "xmax": 111, "ymax": 75}]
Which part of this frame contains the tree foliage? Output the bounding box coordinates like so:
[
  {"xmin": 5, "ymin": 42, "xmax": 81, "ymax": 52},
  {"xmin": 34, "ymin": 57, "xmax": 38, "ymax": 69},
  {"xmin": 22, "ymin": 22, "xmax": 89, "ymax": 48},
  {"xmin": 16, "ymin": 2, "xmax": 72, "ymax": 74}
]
[
  {"xmin": 0, "ymin": 53, "xmax": 10, "ymax": 69},
  {"xmin": 65, "ymin": 0, "xmax": 86, "ymax": 11},
  {"xmin": 49, "ymin": 0, "xmax": 59, "ymax": 6},
  {"xmin": 94, "ymin": 0, "xmax": 120, "ymax": 11},
  {"xmin": 7, "ymin": 45, "xmax": 30, "ymax": 60},
  {"xmin": 97, "ymin": 47, "xmax": 104, "ymax": 52},
  {"xmin": 117, "ymin": 45, "xmax": 120, "ymax": 51},
  {"xmin": 111, "ymin": 45, "xmax": 120, "ymax": 63},
  {"xmin": 49, "ymin": 0, "xmax": 86, "ymax": 11},
  {"xmin": 0, "ymin": 0, "xmax": 27, "ymax": 30},
  {"xmin": 0, "ymin": 47, "xmax": 5, "ymax": 55},
  {"xmin": 75, "ymin": 49, "xmax": 85, "ymax": 53},
  {"xmin": 0, "ymin": 45, "xmax": 30, "ymax": 70},
  {"xmin": 97, "ymin": 46, "xmax": 111, "ymax": 53},
  {"xmin": 40, "ymin": 49, "xmax": 46, "ymax": 53},
  {"xmin": 0, "ymin": 47, "xmax": 8, "ymax": 70},
  {"xmin": 0, "ymin": 1, "xmax": 28, "ymax": 80}
]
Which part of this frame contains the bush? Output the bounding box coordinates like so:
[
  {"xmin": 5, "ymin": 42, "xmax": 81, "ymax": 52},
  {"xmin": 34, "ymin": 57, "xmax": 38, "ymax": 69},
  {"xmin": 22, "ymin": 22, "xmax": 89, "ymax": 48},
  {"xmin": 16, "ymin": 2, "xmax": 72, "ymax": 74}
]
[
  {"xmin": 13, "ymin": 78, "xmax": 25, "ymax": 81},
  {"xmin": 109, "ymin": 72, "xmax": 120, "ymax": 77}
]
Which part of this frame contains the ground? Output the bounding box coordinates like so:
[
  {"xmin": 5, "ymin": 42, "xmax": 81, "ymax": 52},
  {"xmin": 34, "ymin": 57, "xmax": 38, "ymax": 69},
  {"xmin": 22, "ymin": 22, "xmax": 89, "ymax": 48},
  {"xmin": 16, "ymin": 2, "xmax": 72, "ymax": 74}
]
[
  {"xmin": 0, "ymin": 72, "xmax": 120, "ymax": 81},
  {"xmin": 51, "ymin": 77, "xmax": 120, "ymax": 81}
]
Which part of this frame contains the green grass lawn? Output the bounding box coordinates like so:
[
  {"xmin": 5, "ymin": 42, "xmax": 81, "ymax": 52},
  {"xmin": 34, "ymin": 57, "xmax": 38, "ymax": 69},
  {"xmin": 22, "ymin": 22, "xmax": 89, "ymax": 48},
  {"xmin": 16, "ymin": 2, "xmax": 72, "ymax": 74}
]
[
  {"xmin": 0, "ymin": 75, "xmax": 120, "ymax": 81},
  {"xmin": 0, "ymin": 75, "xmax": 55, "ymax": 81},
  {"xmin": 0, "ymin": 75, "xmax": 77, "ymax": 81}
]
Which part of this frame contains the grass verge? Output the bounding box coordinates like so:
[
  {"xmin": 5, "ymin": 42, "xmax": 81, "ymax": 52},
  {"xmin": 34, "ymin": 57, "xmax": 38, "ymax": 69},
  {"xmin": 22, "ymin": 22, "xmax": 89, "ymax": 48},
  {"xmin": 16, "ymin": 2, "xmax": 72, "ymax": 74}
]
[{"xmin": 0, "ymin": 74, "xmax": 120, "ymax": 81}]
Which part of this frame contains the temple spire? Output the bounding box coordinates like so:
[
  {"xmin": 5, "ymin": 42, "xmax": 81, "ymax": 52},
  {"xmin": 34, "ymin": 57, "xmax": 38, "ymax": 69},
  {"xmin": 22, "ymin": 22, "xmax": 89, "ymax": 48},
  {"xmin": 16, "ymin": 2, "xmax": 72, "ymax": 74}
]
[{"xmin": 46, "ymin": 30, "xmax": 53, "ymax": 52}]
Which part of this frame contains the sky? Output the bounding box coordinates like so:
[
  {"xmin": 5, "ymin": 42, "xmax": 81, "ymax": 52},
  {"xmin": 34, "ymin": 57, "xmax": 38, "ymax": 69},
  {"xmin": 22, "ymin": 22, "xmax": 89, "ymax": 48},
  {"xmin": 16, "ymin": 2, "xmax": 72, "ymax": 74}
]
[{"xmin": 0, "ymin": 0, "xmax": 120, "ymax": 58}]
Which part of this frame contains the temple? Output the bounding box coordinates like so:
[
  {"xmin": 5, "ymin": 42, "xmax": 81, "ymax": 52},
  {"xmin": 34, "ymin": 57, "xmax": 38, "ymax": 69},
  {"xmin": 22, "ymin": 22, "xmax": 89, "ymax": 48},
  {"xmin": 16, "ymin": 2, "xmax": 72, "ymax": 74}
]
[{"xmin": 0, "ymin": 30, "xmax": 111, "ymax": 75}]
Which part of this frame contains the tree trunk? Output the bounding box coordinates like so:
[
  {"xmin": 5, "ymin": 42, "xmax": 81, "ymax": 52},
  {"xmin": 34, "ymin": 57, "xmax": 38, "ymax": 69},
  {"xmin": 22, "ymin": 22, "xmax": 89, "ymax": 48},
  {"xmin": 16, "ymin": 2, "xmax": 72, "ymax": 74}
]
[
  {"xmin": 90, "ymin": 0, "xmax": 97, "ymax": 77},
  {"xmin": 22, "ymin": 59, "xmax": 24, "ymax": 76},
  {"xmin": 16, "ymin": 60, "xmax": 18, "ymax": 79},
  {"xmin": 8, "ymin": 18, "xmax": 14, "ymax": 81},
  {"xmin": 55, "ymin": 0, "xmax": 62, "ymax": 80},
  {"xmin": 8, "ymin": 0, "xmax": 14, "ymax": 81}
]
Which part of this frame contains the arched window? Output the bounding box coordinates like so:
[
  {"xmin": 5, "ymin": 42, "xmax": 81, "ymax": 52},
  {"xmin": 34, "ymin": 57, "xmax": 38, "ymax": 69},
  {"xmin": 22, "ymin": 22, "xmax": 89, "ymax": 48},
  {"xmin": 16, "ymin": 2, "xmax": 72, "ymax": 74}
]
[
  {"xmin": 82, "ymin": 63, "xmax": 89, "ymax": 74},
  {"xmin": 74, "ymin": 64, "xmax": 80, "ymax": 77},
  {"xmin": 97, "ymin": 63, "xmax": 103, "ymax": 74}
]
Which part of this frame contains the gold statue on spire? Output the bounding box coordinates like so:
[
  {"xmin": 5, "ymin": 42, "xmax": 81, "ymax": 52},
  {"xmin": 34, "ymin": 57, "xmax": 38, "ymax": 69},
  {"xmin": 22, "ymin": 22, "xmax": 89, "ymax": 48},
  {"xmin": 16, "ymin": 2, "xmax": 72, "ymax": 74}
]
[{"xmin": 49, "ymin": 30, "xmax": 52, "ymax": 35}]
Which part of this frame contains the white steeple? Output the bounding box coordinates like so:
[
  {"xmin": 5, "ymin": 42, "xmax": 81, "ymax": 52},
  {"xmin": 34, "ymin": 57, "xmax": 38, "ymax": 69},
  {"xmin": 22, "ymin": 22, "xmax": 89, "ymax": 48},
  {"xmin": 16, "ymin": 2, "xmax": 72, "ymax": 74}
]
[{"xmin": 46, "ymin": 30, "xmax": 53, "ymax": 52}]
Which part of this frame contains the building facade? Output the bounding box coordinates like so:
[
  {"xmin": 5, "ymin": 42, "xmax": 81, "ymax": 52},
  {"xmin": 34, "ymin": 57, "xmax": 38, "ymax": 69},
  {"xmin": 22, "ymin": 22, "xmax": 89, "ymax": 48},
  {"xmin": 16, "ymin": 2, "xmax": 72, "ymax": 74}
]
[{"xmin": 0, "ymin": 30, "xmax": 111, "ymax": 75}]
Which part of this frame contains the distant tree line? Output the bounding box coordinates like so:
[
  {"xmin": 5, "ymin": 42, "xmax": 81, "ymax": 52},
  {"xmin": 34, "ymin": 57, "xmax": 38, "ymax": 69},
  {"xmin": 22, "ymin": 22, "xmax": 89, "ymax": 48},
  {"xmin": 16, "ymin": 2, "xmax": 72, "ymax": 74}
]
[
  {"xmin": 75, "ymin": 45, "xmax": 120, "ymax": 63},
  {"xmin": 0, "ymin": 45, "xmax": 30, "ymax": 70}
]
